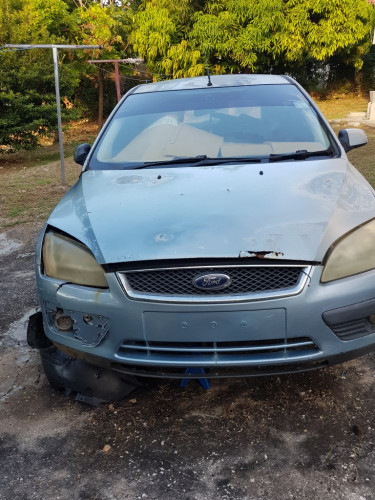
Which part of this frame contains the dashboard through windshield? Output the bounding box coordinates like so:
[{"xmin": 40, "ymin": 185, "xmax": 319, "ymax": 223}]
[{"xmin": 89, "ymin": 84, "xmax": 334, "ymax": 170}]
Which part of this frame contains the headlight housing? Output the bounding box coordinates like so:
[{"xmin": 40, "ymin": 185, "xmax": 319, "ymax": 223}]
[
  {"xmin": 42, "ymin": 231, "xmax": 108, "ymax": 288},
  {"xmin": 321, "ymin": 219, "xmax": 375, "ymax": 283}
]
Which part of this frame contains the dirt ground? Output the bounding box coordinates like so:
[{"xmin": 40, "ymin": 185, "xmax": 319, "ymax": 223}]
[{"xmin": 1, "ymin": 223, "xmax": 375, "ymax": 500}]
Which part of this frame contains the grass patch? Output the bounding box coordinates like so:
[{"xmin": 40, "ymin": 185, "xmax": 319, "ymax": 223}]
[
  {"xmin": 8, "ymin": 206, "xmax": 29, "ymax": 218},
  {"xmin": 348, "ymin": 128, "xmax": 375, "ymax": 187},
  {"xmin": 0, "ymin": 121, "xmax": 97, "ymax": 228},
  {"xmin": 31, "ymin": 178, "xmax": 53, "ymax": 187},
  {"xmin": 0, "ymin": 120, "xmax": 97, "ymax": 171},
  {"xmin": 314, "ymin": 94, "xmax": 368, "ymax": 120},
  {"xmin": 0, "ymin": 159, "xmax": 80, "ymax": 228}
]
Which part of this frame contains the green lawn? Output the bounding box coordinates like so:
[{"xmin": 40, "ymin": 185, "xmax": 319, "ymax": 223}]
[
  {"xmin": 347, "ymin": 128, "xmax": 375, "ymax": 187},
  {"xmin": 314, "ymin": 94, "xmax": 369, "ymax": 120}
]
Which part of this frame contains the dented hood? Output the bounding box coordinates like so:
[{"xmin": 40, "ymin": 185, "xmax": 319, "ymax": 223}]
[{"xmin": 48, "ymin": 159, "xmax": 375, "ymax": 264}]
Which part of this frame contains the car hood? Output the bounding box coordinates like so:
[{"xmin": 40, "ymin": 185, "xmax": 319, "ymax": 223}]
[{"xmin": 48, "ymin": 159, "xmax": 375, "ymax": 264}]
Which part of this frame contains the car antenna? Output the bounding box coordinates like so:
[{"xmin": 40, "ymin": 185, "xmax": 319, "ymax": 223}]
[
  {"xmin": 206, "ymin": 68, "xmax": 213, "ymax": 86},
  {"xmin": 203, "ymin": 46, "xmax": 212, "ymax": 86}
]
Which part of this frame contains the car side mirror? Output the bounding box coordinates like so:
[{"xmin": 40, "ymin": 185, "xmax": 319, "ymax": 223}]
[
  {"xmin": 338, "ymin": 129, "xmax": 367, "ymax": 152},
  {"xmin": 74, "ymin": 143, "xmax": 91, "ymax": 166}
]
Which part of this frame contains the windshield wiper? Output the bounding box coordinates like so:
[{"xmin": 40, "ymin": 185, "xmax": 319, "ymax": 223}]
[
  {"xmin": 268, "ymin": 149, "xmax": 335, "ymax": 162},
  {"xmin": 129, "ymin": 155, "xmax": 264, "ymax": 169},
  {"xmin": 129, "ymin": 155, "xmax": 209, "ymax": 169},
  {"xmin": 125, "ymin": 150, "xmax": 332, "ymax": 169},
  {"xmin": 197, "ymin": 156, "xmax": 264, "ymax": 165}
]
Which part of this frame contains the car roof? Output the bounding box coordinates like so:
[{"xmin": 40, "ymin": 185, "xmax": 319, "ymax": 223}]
[{"xmin": 132, "ymin": 74, "xmax": 291, "ymax": 94}]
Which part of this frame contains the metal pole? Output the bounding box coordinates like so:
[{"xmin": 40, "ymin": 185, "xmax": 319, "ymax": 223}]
[
  {"xmin": 5, "ymin": 44, "xmax": 102, "ymax": 50},
  {"xmin": 52, "ymin": 47, "xmax": 65, "ymax": 186},
  {"xmin": 2, "ymin": 44, "xmax": 103, "ymax": 186}
]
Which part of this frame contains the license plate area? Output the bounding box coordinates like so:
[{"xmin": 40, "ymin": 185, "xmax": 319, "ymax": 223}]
[{"xmin": 143, "ymin": 309, "xmax": 286, "ymax": 342}]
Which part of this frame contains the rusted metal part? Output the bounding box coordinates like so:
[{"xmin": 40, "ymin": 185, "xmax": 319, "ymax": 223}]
[{"xmin": 239, "ymin": 250, "xmax": 285, "ymax": 259}]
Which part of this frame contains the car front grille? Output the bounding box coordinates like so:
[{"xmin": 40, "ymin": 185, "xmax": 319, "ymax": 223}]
[
  {"xmin": 116, "ymin": 337, "xmax": 320, "ymax": 365},
  {"xmin": 117, "ymin": 264, "xmax": 311, "ymax": 302}
]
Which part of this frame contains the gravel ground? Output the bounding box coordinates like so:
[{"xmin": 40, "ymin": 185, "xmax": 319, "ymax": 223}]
[{"xmin": 1, "ymin": 223, "xmax": 375, "ymax": 500}]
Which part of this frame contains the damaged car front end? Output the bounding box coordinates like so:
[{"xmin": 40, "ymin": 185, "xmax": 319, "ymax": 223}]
[{"xmin": 29, "ymin": 74, "xmax": 375, "ymax": 402}]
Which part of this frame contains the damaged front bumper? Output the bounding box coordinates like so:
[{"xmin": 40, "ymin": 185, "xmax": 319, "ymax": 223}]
[
  {"xmin": 27, "ymin": 311, "xmax": 141, "ymax": 405},
  {"xmin": 33, "ymin": 262, "xmax": 375, "ymax": 382}
]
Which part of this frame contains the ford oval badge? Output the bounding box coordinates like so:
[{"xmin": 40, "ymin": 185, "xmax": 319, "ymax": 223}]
[{"xmin": 193, "ymin": 273, "xmax": 232, "ymax": 291}]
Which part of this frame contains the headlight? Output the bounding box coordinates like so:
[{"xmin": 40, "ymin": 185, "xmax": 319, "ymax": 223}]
[
  {"xmin": 321, "ymin": 219, "xmax": 375, "ymax": 283},
  {"xmin": 42, "ymin": 231, "xmax": 108, "ymax": 288}
]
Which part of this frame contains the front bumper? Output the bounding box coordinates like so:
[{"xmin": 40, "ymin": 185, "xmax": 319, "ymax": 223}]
[
  {"xmin": 48, "ymin": 341, "xmax": 375, "ymax": 379},
  {"xmin": 36, "ymin": 264, "xmax": 375, "ymax": 378}
]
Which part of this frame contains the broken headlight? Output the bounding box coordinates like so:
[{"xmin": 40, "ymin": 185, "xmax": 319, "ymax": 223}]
[
  {"xmin": 321, "ymin": 219, "xmax": 375, "ymax": 283},
  {"xmin": 42, "ymin": 231, "xmax": 108, "ymax": 288}
]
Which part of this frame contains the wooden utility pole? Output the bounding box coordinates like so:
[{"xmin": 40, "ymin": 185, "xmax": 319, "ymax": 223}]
[
  {"xmin": 4, "ymin": 44, "xmax": 102, "ymax": 185},
  {"xmin": 98, "ymin": 64, "xmax": 104, "ymax": 130},
  {"xmin": 88, "ymin": 58, "xmax": 143, "ymax": 131},
  {"xmin": 88, "ymin": 59, "xmax": 136, "ymax": 102}
]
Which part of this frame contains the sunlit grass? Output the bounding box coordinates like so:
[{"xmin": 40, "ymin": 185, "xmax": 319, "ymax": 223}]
[
  {"xmin": 314, "ymin": 94, "xmax": 369, "ymax": 120},
  {"xmin": 347, "ymin": 128, "xmax": 375, "ymax": 187},
  {"xmin": 0, "ymin": 121, "xmax": 97, "ymax": 228},
  {"xmin": 0, "ymin": 158, "xmax": 80, "ymax": 228}
]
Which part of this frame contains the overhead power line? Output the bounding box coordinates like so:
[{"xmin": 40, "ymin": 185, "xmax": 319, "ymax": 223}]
[{"xmin": 87, "ymin": 58, "xmax": 143, "ymax": 102}]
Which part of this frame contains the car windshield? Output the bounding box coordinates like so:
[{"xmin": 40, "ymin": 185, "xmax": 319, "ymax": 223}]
[{"xmin": 89, "ymin": 84, "xmax": 334, "ymax": 170}]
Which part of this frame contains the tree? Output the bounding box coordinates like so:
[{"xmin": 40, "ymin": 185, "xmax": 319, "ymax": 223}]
[
  {"xmin": 1, "ymin": 0, "xmax": 374, "ymax": 151},
  {"xmin": 72, "ymin": 2, "xmax": 133, "ymax": 127},
  {"xmin": 130, "ymin": 0, "xmax": 375, "ymax": 85},
  {"xmin": 0, "ymin": 0, "xmax": 81, "ymax": 149},
  {"xmin": 0, "ymin": 0, "xmax": 133, "ymax": 150}
]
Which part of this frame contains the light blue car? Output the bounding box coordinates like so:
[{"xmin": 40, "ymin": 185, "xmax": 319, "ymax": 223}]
[{"xmin": 29, "ymin": 74, "xmax": 375, "ymax": 401}]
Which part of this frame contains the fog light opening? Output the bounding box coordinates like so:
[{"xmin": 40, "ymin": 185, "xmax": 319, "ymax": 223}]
[
  {"xmin": 55, "ymin": 310, "xmax": 73, "ymax": 331},
  {"xmin": 368, "ymin": 314, "xmax": 375, "ymax": 325}
]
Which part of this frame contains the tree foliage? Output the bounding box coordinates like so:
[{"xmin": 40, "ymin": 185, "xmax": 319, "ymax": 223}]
[
  {"xmin": 0, "ymin": 0, "xmax": 375, "ymax": 150},
  {"xmin": 131, "ymin": 0, "xmax": 375, "ymax": 79},
  {"xmin": 0, "ymin": 0, "xmax": 131, "ymax": 150}
]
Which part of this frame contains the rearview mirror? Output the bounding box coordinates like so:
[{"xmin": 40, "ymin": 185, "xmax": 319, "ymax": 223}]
[
  {"xmin": 74, "ymin": 143, "xmax": 91, "ymax": 166},
  {"xmin": 338, "ymin": 129, "xmax": 367, "ymax": 152}
]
